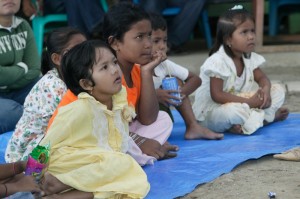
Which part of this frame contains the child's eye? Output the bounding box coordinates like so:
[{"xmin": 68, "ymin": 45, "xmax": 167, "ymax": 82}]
[
  {"xmin": 101, "ymin": 65, "xmax": 108, "ymax": 70},
  {"xmin": 113, "ymin": 60, "xmax": 118, "ymax": 65},
  {"xmin": 153, "ymin": 39, "xmax": 159, "ymax": 44},
  {"xmin": 136, "ymin": 35, "xmax": 142, "ymax": 40}
]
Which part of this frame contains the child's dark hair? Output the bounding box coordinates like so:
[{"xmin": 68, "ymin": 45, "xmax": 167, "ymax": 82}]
[
  {"xmin": 148, "ymin": 12, "xmax": 167, "ymax": 31},
  {"xmin": 41, "ymin": 27, "xmax": 86, "ymax": 75},
  {"xmin": 102, "ymin": 2, "xmax": 150, "ymax": 47},
  {"xmin": 61, "ymin": 40, "xmax": 114, "ymax": 96},
  {"xmin": 209, "ymin": 7, "xmax": 254, "ymax": 58}
]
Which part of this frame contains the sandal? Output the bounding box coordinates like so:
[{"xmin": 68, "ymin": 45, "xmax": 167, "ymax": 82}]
[{"xmin": 273, "ymin": 147, "xmax": 300, "ymax": 161}]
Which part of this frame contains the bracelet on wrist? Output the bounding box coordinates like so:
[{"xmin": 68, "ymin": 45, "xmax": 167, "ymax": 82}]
[{"xmin": 137, "ymin": 138, "xmax": 147, "ymax": 146}]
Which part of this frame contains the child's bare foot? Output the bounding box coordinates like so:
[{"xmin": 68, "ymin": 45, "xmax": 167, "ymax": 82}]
[
  {"xmin": 274, "ymin": 107, "xmax": 289, "ymax": 122},
  {"xmin": 228, "ymin": 124, "xmax": 243, "ymax": 134},
  {"xmin": 40, "ymin": 172, "xmax": 71, "ymax": 195},
  {"xmin": 184, "ymin": 122, "xmax": 224, "ymax": 140}
]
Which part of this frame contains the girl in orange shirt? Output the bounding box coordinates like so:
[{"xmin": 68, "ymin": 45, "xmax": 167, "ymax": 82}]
[{"xmin": 103, "ymin": 2, "xmax": 179, "ymax": 161}]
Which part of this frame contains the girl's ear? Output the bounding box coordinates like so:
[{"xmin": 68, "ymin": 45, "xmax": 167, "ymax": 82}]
[
  {"xmin": 225, "ymin": 37, "xmax": 232, "ymax": 47},
  {"xmin": 79, "ymin": 79, "xmax": 93, "ymax": 92},
  {"xmin": 108, "ymin": 36, "xmax": 119, "ymax": 52},
  {"xmin": 51, "ymin": 53, "xmax": 61, "ymax": 66}
]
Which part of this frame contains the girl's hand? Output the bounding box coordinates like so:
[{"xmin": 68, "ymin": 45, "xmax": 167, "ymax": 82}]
[
  {"xmin": 141, "ymin": 50, "xmax": 166, "ymax": 72},
  {"xmin": 152, "ymin": 50, "xmax": 167, "ymax": 62},
  {"xmin": 247, "ymin": 88, "xmax": 264, "ymax": 108},
  {"xmin": 260, "ymin": 87, "xmax": 272, "ymax": 109},
  {"xmin": 139, "ymin": 138, "xmax": 178, "ymax": 160},
  {"xmin": 12, "ymin": 175, "xmax": 41, "ymax": 193},
  {"xmin": 156, "ymin": 88, "xmax": 184, "ymax": 107}
]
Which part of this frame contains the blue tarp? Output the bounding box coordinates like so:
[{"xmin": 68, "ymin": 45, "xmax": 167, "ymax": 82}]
[
  {"xmin": 1, "ymin": 111, "xmax": 300, "ymax": 199},
  {"xmin": 143, "ymin": 111, "xmax": 300, "ymax": 199}
]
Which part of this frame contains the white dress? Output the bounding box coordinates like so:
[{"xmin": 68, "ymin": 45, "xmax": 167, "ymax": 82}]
[{"xmin": 192, "ymin": 46, "xmax": 285, "ymax": 134}]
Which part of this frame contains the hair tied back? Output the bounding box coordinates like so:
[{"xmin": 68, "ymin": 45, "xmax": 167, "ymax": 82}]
[{"xmin": 230, "ymin": 5, "xmax": 243, "ymax": 10}]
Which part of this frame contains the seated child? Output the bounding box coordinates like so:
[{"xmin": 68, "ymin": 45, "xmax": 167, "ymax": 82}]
[
  {"xmin": 192, "ymin": 6, "xmax": 289, "ymax": 135},
  {"xmin": 149, "ymin": 13, "xmax": 223, "ymax": 140},
  {"xmin": 102, "ymin": 2, "xmax": 179, "ymax": 160},
  {"xmin": 5, "ymin": 27, "xmax": 86, "ymax": 163},
  {"xmin": 39, "ymin": 40, "xmax": 149, "ymax": 198}
]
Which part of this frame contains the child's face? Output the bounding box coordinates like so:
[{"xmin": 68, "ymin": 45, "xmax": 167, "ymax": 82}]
[
  {"xmin": 151, "ymin": 29, "xmax": 168, "ymax": 54},
  {"xmin": 91, "ymin": 48, "xmax": 122, "ymax": 101},
  {"xmin": 0, "ymin": 0, "xmax": 20, "ymax": 17},
  {"xmin": 227, "ymin": 19, "xmax": 255, "ymax": 56},
  {"xmin": 116, "ymin": 19, "xmax": 152, "ymax": 65}
]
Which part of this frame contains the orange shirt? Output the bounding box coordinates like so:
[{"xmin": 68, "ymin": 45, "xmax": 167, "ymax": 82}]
[
  {"xmin": 47, "ymin": 89, "xmax": 78, "ymax": 131},
  {"xmin": 121, "ymin": 64, "xmax": 141, "ymax": 110}
]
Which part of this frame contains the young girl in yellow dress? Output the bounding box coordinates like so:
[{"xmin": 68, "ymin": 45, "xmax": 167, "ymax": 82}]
[{"xmin": 39, "ymin": 40, "xmax": 149, "ymax": 198}]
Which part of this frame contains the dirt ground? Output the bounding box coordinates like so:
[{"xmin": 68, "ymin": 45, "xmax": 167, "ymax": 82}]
[{"xmin": 178, "ymin": 68, "xmax": 300, "ymax": 199}]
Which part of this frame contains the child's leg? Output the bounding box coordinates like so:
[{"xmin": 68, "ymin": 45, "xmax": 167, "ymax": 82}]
[
  {"xmin": 264, "ymin": 84, "xmax": 289, "ymax": 123},
  {"xmin": 129, "ymin": 111, "xmax": 172, "ymax": 144},
  {"xmin": 176, "ymin": 96, "xmax": 223, "ymax": 140},
  {"xmin": 203, "ymin": 103, "xmax": 265, "ymax": 135}
]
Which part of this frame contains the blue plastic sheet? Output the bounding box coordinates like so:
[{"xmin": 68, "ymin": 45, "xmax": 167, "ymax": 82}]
[
  {"xmin": 0, "ymin": 131, "xmax": 12, "ymax": 163},
  {"xmin": 1, "ymin": 111, "xmax": 300, "ymax": 199},
  {"xmin": 143, "ymin": 111, "xmax": 300, "ymax": 199}
]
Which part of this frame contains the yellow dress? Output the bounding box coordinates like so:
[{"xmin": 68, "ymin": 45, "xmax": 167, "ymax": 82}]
[{"xmin": 40, "ymin": 87, "xmax": 149, "ymax": 199}]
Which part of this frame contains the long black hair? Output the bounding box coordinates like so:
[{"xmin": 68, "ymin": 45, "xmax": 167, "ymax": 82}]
[
  {"xmin": 102, "ymin": 2, "xmax": 150, "ymax": 49},
  {"xmin": 61, "ymin": 40, "xmax": 114, "ymax": 95},
  {"xmin": 41, "ymin": 27, "xmax": 86, "ymax": 75}
]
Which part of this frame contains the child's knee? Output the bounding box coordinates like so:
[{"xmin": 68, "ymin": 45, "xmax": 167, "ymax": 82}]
[{"xmin": 157, "ymin": 111, "xmax": 173, "ymax": 136}]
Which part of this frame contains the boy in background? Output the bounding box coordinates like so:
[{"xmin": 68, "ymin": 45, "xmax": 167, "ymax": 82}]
[{"xmin": 149, "ymin": 13, "xmax": 224, "ymax": 140}]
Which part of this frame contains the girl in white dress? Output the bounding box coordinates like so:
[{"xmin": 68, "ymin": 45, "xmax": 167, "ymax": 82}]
[{"xmin": 192, "ymin": 5, "xmax": 289, "ymax": 135}]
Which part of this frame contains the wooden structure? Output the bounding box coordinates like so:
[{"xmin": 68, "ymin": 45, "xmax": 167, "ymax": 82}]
[{"xmin": 253, "ymin": 0, "xmax": 300, "ymax": 52}]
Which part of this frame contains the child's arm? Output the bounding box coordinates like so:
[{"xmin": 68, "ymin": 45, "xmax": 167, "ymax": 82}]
[
  {"xmin": 138, "ymin": 51, "xmax": 165, "ymax": 124},
  {"xmin": 0, "ymin": 161, "xmax": 26, "ymax": 180},
  {"xmin": 210, "ymin": 77, "xmax": 263, "ymax": 108},
  {"xmin": 253, "ymin": 68, "xmax": 272, "ymax": 109},
  {"xmin": 180, "ymin": 71, "xmax": 201, "ymax": 96},
  {"xmin": 0, "ymin": 174, "xmax": 40, "ymax": 197}
]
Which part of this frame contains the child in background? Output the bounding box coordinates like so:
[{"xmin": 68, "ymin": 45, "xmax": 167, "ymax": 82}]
[
  {"xmin": 149, "ymin": 13, "xmax": 224, "ymax": 140},
  {"xmin": 5, "ymin": 27, "xmax": 86, "ymax": 163},
  {"xmin": 39, "ymin": 40, "xmax": 149, "ymax": 198},
  {"xmin": 0, "ymin": 161, "xmax": 41, "ymax": 198},
  {"xmin": 192, "ymin": 6, "xmax": 289, "ymax": 135},
  {"xmin": 103, "ymin": 2, "xmax": 178, "ymax": 160},
  {"xmin": 0, "ymin": 0, "xmax": 40, "ymax": 134}
]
